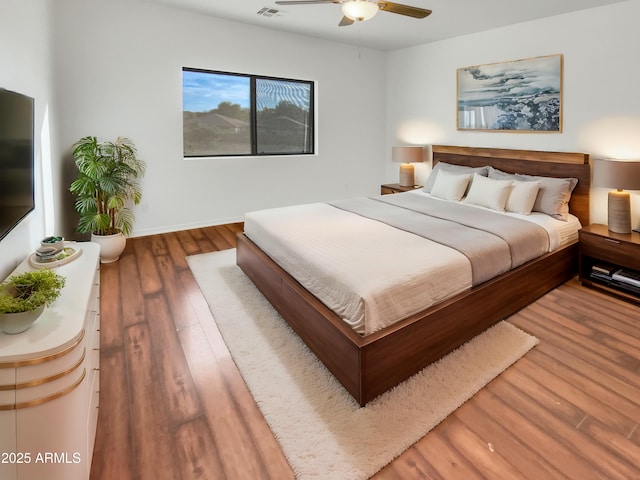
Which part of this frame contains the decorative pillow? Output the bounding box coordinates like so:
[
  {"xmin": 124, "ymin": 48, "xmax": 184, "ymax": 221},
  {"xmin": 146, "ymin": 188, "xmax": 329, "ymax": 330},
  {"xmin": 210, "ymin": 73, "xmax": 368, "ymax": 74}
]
[
  {"xmin": 430, "ymin": 170, "xmax": 472, "ymax": 202},
  {"xmin": 487, "ymin": 165, "xmax": 519, "ymax": 182},
  {"xmin": 506, "ymin": 180, "xmax": 540, "ymax": 215},
  {"xmin": 424, "ymin": 162, "xmax": 489, "ymax": 194},
  {"xmin": 463, "ymin": 173, "xmax": 513, "ymax": 211},
  {"xmin": 516, "ymin": 173, "xmax": 578, "ymax": 221}
]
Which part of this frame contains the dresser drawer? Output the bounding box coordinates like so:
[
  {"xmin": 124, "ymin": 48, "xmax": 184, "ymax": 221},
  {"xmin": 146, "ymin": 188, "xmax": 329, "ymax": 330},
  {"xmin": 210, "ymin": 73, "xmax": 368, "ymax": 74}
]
[{"xmin": 579, "ymin": 232, "xmax": 640, "ymax": 271}]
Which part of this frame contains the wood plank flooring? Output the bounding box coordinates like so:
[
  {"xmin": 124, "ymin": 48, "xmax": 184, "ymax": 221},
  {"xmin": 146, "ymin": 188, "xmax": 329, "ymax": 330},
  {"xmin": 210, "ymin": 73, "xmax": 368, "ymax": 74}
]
[{"xmin": 90, "ymin": 224, "xmax": 640, "ymax": 480}]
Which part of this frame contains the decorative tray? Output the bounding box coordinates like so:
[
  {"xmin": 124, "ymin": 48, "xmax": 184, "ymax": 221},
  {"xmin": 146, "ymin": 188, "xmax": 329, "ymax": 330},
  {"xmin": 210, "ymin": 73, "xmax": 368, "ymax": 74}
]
[{"xmin": 29, "ymin": 244, "xmax": 83, "ymax": 269}]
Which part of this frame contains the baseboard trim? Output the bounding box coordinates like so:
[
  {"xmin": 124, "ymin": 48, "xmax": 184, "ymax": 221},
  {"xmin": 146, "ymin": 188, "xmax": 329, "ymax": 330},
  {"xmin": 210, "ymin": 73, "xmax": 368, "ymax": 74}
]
[{"xmin": 130, "ymin": 216, "xmax": 244, "ymax": 238}]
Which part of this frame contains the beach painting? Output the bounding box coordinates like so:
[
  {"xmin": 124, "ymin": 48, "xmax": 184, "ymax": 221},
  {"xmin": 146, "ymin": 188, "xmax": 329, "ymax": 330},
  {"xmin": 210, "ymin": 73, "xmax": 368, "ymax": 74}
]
[{"xmin": 457, "ymin": 54, "xmax": 562, "ymax": 132}]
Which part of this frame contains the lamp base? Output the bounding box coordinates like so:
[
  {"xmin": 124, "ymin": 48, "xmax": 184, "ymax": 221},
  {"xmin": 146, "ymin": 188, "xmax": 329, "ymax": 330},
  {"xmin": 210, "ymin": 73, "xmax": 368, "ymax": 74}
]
[
  {"xmin": 399, "ymin": 163, "xmax": 414, "ymax": 187},
  {"xmin": 608, "ymin": 189, "xmax": 631, "ymax": 234}
]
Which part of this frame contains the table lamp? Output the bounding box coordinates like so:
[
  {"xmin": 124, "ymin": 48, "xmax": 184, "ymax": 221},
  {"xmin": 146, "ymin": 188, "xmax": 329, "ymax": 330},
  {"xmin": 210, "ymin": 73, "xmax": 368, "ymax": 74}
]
[
  {"xmin": 392, "ymin": 146, "xmax": 424, "ymax": 187},
  {"xmin": 593, "ymin": 158, "xmax": 640, "ymax": 233}
]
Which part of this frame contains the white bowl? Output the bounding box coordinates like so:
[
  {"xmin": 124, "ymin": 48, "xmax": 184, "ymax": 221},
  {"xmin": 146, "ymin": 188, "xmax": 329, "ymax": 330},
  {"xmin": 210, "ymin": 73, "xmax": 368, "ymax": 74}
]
[
  {"xmin": 41, "ymin": 236, "xmax": 64, "ymax": 251},
  {"xmin": 0, "ymin": 305, "xmax": 46, "ymax": 334}
]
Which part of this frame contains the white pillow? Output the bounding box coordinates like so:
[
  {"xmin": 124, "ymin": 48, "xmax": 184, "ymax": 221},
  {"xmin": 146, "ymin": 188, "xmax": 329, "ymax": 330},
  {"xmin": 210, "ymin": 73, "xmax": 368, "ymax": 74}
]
[
  {"xmin": 516, "ymin": 173, "xmax": 578, "ymax": 221},
  {"xmin": 506, "ymin": 180, "xmax": 540, "ymax": 215},
  {"xmin": 424, "ymin": 162, "xmax": 489, "ymax": 193},
  {"xmin": 463, "ymin": 173, "xmax": 513, "ymax": 211},
  {"xmin": 430, "ymin": 170, "xmax": 471, "ymax": 201}
]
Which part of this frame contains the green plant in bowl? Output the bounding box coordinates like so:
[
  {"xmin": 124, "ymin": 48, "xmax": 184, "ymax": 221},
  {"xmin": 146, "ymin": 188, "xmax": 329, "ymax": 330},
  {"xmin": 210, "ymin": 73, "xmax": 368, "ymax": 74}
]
[
  {"xmin": 0, "ymin": 269, "xmax": 66, "ymax": 334},
  {"xmin": 41, "ymin": 235, "xmax": 65, "ymax": 251},
  {"xmin": 42, "ymin": 236, "xmax": 63, "ymax": 244}
]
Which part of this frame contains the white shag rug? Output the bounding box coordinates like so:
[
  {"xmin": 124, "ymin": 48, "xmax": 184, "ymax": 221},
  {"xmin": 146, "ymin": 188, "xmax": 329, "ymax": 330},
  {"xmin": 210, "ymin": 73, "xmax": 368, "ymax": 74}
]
[{"xmin": 187, "ymin": 249, "xmax": 538, "ymax": 480}]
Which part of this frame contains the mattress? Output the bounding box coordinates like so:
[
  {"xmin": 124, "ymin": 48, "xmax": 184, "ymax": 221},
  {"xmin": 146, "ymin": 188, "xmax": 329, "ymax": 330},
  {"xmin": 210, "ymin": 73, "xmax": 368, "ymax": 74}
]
[{"xmin": 243, "ymin": 192, "xmax": 581, "ymax": 336}]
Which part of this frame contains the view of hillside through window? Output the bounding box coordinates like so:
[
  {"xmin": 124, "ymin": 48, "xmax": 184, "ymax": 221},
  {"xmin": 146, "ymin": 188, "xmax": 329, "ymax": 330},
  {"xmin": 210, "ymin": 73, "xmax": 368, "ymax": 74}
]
[{"xmin": 182, "ymin": 69, "xmax": 314, "ymax": 157}]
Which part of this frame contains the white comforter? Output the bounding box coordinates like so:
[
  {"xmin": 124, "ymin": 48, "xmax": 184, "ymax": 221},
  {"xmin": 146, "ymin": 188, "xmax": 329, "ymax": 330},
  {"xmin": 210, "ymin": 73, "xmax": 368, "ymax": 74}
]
[{"xmin": 243, "ymin": 192, "xmax": 580, "ymax": 336}]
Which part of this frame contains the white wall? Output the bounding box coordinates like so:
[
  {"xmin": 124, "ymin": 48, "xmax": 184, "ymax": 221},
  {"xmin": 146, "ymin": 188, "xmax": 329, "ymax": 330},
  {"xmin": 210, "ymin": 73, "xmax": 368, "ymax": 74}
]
[
  {"xmin": 0, "ymin": 0, "xmax": 54, "ymax": 279},
  {"xmin": 52, "ymin": 0, "xmax": 387, "ymax": 238},
  {"xmin": 3, "ymin": 0, "xmax": 637, "ymax": 271},
  {"xmin": 386, "ymin": 0, "xmax": 640, "ymax": 227}
]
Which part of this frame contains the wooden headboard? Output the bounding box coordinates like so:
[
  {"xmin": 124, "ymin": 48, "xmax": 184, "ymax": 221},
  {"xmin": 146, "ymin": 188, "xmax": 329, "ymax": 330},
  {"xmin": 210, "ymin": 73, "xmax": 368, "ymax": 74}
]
[{"xmin": 432, "ymin": 145, "xmax": 591, "ymax": 227}]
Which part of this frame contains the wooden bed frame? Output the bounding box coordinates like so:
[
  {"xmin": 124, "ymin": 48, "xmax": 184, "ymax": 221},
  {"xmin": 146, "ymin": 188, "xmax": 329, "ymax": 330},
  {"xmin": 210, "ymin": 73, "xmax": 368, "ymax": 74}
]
[{"xmin": 236, "ymin": 145, "xmax": 591, "ymax": 406}]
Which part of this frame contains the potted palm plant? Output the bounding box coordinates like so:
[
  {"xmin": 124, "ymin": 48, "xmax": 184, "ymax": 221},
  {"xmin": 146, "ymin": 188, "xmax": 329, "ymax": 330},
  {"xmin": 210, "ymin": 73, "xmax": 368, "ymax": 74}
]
[
  {"xmin": 69, "ymin": 136, "xmax": 146, "ymax": 263},
  {"xmin": 0, "ymin": 269, "xmax": 66, "ymax": 334}
]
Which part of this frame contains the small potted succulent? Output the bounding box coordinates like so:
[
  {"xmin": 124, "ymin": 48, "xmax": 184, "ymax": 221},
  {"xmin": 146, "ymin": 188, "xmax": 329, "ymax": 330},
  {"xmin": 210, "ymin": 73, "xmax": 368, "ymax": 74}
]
[{"xmin": 0, "ymin": 269, "xmax": 66, "ymax": 334}]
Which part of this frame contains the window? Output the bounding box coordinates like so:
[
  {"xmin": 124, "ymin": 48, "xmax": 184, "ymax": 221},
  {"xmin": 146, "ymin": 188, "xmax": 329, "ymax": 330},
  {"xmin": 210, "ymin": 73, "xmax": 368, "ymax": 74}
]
[{"xmin": 182, "ymin": 68, "xmax": 314, "ymax": 157}]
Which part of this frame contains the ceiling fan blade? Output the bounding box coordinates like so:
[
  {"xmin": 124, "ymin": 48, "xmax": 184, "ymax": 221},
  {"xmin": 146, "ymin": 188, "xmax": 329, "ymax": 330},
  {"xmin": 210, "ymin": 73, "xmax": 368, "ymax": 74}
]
[
  {"xmin": 339, "ymin": 15, "xmax": 355, "ymax": 27},
  {"xmin": 377, "ymin": 1, "xmax": 432, "ymax": 18},
  {"xmin": 275, "ymin": 0, "xmax": 338, "ymax": 5}
]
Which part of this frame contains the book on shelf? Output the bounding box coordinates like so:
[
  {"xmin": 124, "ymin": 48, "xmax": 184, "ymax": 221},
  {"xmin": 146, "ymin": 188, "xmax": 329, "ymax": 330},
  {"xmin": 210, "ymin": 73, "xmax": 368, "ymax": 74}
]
[
  {"xmin": 591, "ymin": 264, "xmax": 616, "ymax": 276},
  {"xmin": 590, "ymin": 264, "xmax": 615, "ymax": 281},
  {"xmin": 612, "ymin": 269, "xmax": 640, "ymax": 288},
  {"xmin": 590, "ymin": 271, "xmax": 613, "ymax": 282},
  {"xmin": 610, "ymin": 279, "xmax": 640, "ymax": 296}
]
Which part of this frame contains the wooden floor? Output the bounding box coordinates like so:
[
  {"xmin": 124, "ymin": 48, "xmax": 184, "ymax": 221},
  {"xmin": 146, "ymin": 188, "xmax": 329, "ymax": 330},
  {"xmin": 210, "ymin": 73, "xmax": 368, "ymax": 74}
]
[{"xmin": 90, "ymin": 224, "xmax": 640, "ymax": 480}]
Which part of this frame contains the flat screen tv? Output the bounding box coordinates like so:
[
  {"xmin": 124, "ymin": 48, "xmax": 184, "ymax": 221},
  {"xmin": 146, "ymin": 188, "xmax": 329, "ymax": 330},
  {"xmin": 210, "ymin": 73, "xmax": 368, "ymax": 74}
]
[{"xmin": 0, "ymin": 88, "xmax": 35, "ymax": 241}]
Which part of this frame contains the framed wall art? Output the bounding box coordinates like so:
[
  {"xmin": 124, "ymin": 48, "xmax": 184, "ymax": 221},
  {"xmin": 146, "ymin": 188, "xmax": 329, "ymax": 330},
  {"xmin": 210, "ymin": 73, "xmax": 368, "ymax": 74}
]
[{"xmin": 457, "ymin": 54, "xmax": 562, "ymax": 132}]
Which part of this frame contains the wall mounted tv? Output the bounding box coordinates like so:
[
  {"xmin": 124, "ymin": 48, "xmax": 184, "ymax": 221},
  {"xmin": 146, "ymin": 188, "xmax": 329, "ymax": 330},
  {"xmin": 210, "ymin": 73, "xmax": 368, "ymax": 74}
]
[{"xmin": 0, "ymin": 88, "xmax": 35, "ymax": 241}]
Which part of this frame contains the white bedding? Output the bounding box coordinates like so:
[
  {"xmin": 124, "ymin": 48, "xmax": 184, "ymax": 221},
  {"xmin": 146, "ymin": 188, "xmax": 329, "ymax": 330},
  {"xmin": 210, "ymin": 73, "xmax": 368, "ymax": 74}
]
[
  {"xmin": 243, "ymin": 192, "xmax": 581, "ymax": 336},
  {"xmin": 407, "ymin": 189, "xmax": 582, "ymax": 249}
]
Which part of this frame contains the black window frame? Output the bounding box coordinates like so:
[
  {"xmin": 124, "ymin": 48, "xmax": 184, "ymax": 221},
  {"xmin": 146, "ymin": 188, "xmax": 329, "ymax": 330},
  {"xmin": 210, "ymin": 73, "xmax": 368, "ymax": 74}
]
[{"xmin": 182, "ymin": 67, "xmax": 315, "ymax": 158}]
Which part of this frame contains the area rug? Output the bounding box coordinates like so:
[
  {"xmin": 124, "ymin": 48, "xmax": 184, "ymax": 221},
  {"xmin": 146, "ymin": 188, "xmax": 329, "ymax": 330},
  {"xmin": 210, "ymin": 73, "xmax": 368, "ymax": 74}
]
[{"xmin": 187, "ymin": 249, "xmax": 539, "ymax": 480}]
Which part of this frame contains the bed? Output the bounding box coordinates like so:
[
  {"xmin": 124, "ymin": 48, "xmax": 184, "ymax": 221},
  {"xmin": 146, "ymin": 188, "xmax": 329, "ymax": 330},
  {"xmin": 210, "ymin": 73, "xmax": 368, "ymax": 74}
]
[{"xmin": 236, "ymin": 145, "xmax": 590, "ymax": 406}]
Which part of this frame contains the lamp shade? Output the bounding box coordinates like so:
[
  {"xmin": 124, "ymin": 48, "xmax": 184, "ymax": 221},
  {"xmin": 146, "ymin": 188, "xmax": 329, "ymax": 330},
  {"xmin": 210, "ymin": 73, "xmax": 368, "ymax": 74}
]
[
  {"xmin": 342, "ymin": 0, "xmax": 379, "ymax": 22},
  {"xmin": 593, "ymin": 158, "xmax": 640, "ymax": 190},
  {"xmin": 392, "ymin": 146, "xmax": 424, "ymax": 163}
]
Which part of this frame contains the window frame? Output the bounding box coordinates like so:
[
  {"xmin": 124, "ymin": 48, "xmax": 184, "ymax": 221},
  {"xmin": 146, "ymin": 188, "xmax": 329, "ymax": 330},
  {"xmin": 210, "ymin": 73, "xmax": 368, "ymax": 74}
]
[{"xmin": 182, "ymin": 67, "xmax": 315, "ymax": 158}]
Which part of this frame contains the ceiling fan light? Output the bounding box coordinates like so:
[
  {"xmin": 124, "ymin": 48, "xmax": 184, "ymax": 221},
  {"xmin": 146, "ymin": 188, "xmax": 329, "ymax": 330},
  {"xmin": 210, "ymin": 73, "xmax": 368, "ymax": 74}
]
[{"xmin": 341, "ymin": 0, "xmax": 379, "ymax": 22}]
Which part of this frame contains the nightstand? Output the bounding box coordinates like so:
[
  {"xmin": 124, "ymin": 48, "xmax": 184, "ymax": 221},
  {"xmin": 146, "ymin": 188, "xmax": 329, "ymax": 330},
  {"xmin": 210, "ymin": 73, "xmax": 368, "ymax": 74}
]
[
  {"xmin": 578, "ymin": 224, "xmax": 640, "ymax": 304},
  {"xmin": 381, "ymin": 183, "xmax": 423, "ymax": 195}
]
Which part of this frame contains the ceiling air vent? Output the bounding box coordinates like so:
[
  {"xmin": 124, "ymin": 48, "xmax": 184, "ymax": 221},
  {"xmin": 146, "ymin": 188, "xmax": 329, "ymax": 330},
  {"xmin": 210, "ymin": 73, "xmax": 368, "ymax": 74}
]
[{"xmin": 257, "ymin": 7, "xmax": 282, "ymax": 17}]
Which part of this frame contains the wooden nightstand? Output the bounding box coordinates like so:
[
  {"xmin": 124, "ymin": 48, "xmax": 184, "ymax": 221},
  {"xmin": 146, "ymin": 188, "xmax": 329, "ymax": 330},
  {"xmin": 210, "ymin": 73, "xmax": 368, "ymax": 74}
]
[
  {"xmin": 578, "ymin": 224, "xmax": 640, "ymax": 304},
  {"xmin": 381, "ymin": 183, "xmax": 423, "ymax": 195}
]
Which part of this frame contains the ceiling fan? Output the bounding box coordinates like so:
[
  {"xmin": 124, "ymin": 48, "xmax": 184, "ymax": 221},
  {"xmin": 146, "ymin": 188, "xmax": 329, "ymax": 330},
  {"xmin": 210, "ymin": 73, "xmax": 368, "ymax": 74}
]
[{"xmin": 274, "ymin": 0, "xmax": 432, "ymax": 26}]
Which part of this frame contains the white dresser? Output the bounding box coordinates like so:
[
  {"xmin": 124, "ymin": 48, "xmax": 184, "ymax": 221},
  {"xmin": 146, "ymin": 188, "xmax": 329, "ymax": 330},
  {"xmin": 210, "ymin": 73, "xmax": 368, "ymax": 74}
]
[{"xmin": 0, "ymin": 242, "xmax": 100, "ymax": 480}]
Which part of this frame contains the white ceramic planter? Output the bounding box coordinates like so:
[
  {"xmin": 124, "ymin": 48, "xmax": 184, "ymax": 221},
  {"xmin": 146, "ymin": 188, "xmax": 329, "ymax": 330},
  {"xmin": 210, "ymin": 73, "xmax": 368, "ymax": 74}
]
[
  {"xmin": 0, "ymin": 305, "xmax": 46, "ymax": 334},
  {"xmin": 91, "ymin": 232, "xmax": 127, "ymax": 263}
]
